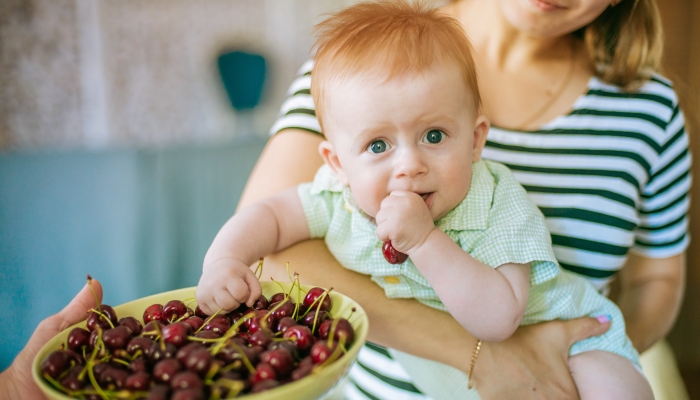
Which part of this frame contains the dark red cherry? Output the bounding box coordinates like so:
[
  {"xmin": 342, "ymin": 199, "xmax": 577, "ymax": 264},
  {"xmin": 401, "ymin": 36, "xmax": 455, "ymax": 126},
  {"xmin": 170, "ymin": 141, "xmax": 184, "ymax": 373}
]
[
  {"xmin": 319, "ymin": 318, "xmax": 355, "ymax": 345},
  {"xmin": 161, "ymin": 322, "xmax": 191, "ymax": 347},
  {"xmin": 86, "ymin": 305, "xmax": 118, "ymax": 332},
  {"xmin": 259, "ymin": 348, "xmax": 294, "ymax": 377},
  {"xmin": 142, "ymin": 321, "xmax": 166, "ymax": 339},
  {"xmin": 61, "ymin": 366, "xmax": 86, "ymax": 391},
  {"xmin": 125, "ymin": 371, "xmax": 151, "ymax": 391},
  {"xmin": 118, "ymin": 316, "xmax": 143, "ymax": 336},
  {"xmin": 184, "ymin": 348, "xmax": 213, "ymax": 377},
  {"xmin": 67, "ymin": 327, "xmax": 91, "ymax": 351},
  {"xmin": 291, "ymin": 357, "xmax": 314, "ymax": 381},
  {"xmin": 275, "ymin": 317, "xmax": 297, "ymax": 334},
  {"xmin": 301, "ymin": 310, "xmax": 330, "ymax": 333},
  {"xmin": 269, "ymin": 300, "xmax": 295, "ymax": 319},
  {"xmin": 127, "ymin": 337, "xmax": 156, "ymax": 356},
  {"xmin": 383, "ymin": 240, "xmax": 408, "ymax": 264},
  {"xmin": 147, "ymin": 384, "xmax": 171, "ymax": 400},
  {"xmin": 176, "ymin": 342, "xmax": 205, "ymax": 364},
  {"xmin": 171, "ymin": 371, "xmax": 203, "ymax": 390},
  {"xmin": 251, "ymin": 362, "xmax": 277, "ymax": 383},
  {"xmin": 270, "ymin": 293, "xmax": 287, "ymax": 304},
  {"xmin": 171, "ymin": 388, "xmax": 205, "ymax": 400},
  {"xmin": 153, "ymin": 359, "xmax": 182, "ymax": 383},
  {"xmin": 41, "ymin": 350, "xmax": 71, "ymax": 379},
  {"xmin": 148, "ymin": 343, "xmax": 178, "ymax": 364},
  {"xmin": 303, "ymin": 287, "xmax": 332, "ymax": 312},
  {"xmin": 103, "ymin": 325, "xmax": 133, "ymax": 350},
  {"xmin": 100, "ymin": 367, "xmax": 129, "ymax": 390},
  {"xmin": 194, "ymin": 306, "xmax": 209, "ymax": 320},
  {"xmin": 129, "ymin": 358, "xmax": 149, "ymax": 373},
  {"xmin": 282, "ymin": 325, "xmax": 314, "ymax": 352},
  {"xmin": 164, "ymin": 300, "xmax": 188, "ymax": 322},
  {"xmin": 194, "ymin": 330, "xmax": 220, "ymax": 346},
  {"xmin": 251, "ymin": 379, "xmax": 280, "ymax": 393},
  {"xmin": 310, "ymin": 340, "xmax": 338, "ymax": 365},
  {"xmin": 182, "ymin": 316, "xmax": 204, "ymax": 332},
  {"xmin": 248, "ymin": 330, "xmax": 272, "ymax": 347},
  {"xmin": 202, "ymin": 315, "xmax": 230, "ymax": 334},
  {"xmin": 143, "ymin": 304, "xmax": 166, "ymax": 324},
  {"xmin": 253, "ymin": 295, "xmax": 269, "ymax": 310}
]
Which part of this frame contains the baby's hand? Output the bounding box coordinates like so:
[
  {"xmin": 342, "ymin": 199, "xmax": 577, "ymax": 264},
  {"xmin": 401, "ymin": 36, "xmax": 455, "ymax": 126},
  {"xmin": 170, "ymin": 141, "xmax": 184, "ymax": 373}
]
[
  {"xmin": 375, "ymin": 190, "xmax": 435, "ymax": 255},
  {"xmin": 196, "ymin": 258, "xmax": 262, "ymax": 315}
]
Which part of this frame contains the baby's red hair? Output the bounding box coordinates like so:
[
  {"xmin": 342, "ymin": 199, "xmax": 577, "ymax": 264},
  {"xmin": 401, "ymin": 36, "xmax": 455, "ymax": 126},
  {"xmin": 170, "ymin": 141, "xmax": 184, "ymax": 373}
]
[{"xmin": 310, "ymin": 0, "xmax": 480, "ymax": 131}]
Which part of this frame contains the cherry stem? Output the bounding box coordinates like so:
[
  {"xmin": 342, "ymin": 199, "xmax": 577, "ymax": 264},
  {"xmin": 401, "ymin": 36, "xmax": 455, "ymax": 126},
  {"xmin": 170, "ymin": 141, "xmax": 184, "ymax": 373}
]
[
  {"xmin": 42, "ymin": 373, "xmax": 71, "ymax": 395},
  {"xmin": 86, "ymin": 357, "xmax": 109, "ymax": 400},
  {"xmin": 270, "ymin": 277, "xmax": 288, "ymax": 298},
  {"xmin": 254, "ymin": 257, "xmax": 264, "ymax": 280},
  {"xmin": 195, "ymin": 309, "xmax": 223, "ymax": 335},
  {"xmin": 86, "ymin": 274, "xmax": 101, "ymax": 309},
  {"xmin": 328, "ymin": 318, "xmax": 340, "ymax": 347},
  {"xmin": 311, "ymin": 289, "xmax": 332, "ymax": 334},
  {"xmin": 229, "ymin": 342, "xmax": 256, "ymax": 374},
  {"xmin": 210, "ymin": 313, "xmax": 252, "ymax": 355},
  {"xmin": 88, "ymin": 307, "xmax": 115, "ymax": 329}
]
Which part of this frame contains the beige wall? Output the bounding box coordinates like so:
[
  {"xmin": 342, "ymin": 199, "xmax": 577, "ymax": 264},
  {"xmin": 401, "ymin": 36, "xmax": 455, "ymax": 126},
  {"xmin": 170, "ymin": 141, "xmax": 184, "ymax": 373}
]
[
  {"xmin": 0, "ymin": 0, "xmax": 361, "ymax": 149},
  {"xmin": 661, "ymin": 0, "xmax": 700, "ymax": 370}
]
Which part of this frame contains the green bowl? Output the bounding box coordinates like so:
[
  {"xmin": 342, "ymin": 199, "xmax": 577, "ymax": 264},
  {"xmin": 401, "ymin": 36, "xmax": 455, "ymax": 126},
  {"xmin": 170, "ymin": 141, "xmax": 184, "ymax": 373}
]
[{"xmin": 33, "ymin": 283, "xmax": 368, "ymax": 400}]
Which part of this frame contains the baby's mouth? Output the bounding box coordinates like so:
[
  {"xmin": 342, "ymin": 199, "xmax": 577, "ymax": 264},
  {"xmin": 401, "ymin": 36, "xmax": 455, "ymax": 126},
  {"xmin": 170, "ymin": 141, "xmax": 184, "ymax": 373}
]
[{"xmin": 420, "ymin": 192, "xmax": 434, "ymax": 208}]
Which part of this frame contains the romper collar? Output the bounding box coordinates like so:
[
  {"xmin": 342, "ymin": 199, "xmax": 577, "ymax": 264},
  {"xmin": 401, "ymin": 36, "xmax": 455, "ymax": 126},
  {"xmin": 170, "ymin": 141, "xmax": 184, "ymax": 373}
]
[{"xmin": 434, "ymin": 159, "xmax": 493, "ymax": 232}]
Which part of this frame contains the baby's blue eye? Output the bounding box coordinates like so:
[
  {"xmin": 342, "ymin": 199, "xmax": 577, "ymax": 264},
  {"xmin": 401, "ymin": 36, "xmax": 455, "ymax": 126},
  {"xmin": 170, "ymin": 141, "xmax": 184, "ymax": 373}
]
[
  {"xmin": 369, "ymin": 140, "xmax": 388, "ymax": 154},
  {"xmin": 423, "ymin": 130, "xmax": 445, "ymax": 144}
]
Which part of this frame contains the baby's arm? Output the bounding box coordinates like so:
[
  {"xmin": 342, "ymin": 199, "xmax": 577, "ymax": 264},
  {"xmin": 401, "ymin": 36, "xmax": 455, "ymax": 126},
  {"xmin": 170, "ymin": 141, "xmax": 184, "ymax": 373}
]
[
  {"xmin": 196, "ymin": 187, "xmax": 310, "ymax": 315},
  {"xmin": 410, "ymin": 231, "xmax": 530, "ymax": 341},
  {"xmin": 376, "ymin": 191, "xmax": 530, "ymax": 342}
]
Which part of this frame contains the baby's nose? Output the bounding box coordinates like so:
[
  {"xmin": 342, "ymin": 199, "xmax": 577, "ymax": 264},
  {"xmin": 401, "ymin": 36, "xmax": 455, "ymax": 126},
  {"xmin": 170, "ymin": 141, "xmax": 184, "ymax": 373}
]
[{"xmin": 394, "ymin": 148, "xmax": 427, "ymax": 178}]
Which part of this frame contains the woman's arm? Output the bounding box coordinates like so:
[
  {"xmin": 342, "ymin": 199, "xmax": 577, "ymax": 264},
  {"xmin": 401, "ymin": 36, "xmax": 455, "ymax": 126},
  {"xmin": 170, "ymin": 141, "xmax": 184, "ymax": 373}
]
[
  {"xmin": 239, "ymin": 128, "xmax": 611, "ymax": 398},
  {"xmin": 614, "ymin": 252, "xmax": 685, "ymax": 353}
]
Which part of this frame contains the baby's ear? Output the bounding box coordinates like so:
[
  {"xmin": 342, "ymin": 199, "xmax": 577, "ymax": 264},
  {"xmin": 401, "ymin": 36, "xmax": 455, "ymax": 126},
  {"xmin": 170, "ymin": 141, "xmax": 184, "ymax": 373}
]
[
  {"xmin": 471, "ymin": 115, "xmax": 490, "ymax": 162},
  {"xmin": 318, "ymin": 141, "xmax": 349, "ymax": 186}
]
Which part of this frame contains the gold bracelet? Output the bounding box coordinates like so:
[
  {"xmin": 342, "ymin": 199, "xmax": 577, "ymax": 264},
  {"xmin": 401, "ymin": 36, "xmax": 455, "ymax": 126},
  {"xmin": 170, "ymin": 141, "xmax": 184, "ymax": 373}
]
[{"xmin": 467, "ymin": 339, "xmax": 482, "ymax": 389}]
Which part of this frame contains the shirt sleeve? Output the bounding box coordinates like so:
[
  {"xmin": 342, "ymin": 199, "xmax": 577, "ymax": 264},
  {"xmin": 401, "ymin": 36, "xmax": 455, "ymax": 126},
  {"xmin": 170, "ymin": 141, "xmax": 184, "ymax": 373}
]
[
  {"xmin": 269, "ymin": 60, "xmax": 323, "ymax": 137},
  {"xmin": 297, "ymin": 166, "xmax": 345, "ymax": 239},
  {"xmin": 633, "ymin": 89, "xmax": 692, "ymax": 258},
  {"xmin": 465, "ymin": 164, "xmax": 561, "ymax": 286}
]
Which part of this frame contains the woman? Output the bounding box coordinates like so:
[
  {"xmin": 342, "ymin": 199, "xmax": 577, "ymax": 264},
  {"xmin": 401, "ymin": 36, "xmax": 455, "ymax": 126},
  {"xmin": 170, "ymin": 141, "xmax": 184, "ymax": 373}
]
[{"xmin": 239, "ymin": 0, "xmax": 689, "ymax": 398}]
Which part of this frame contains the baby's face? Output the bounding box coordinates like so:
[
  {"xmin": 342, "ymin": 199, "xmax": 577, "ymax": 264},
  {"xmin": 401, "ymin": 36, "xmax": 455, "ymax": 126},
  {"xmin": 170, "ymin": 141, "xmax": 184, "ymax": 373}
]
[{"xmin": 320, "ymin": 66, "xmax": 489, "ymax": 221}]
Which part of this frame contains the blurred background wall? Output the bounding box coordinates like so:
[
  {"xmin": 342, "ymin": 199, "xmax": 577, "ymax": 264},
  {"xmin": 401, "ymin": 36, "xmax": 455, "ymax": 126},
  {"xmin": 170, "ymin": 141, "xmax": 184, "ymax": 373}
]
[
  {"xmin": 0, "ymin": 0, "xmax": 698, "ymax": 394},
  {"xmin": 658, "ymin": 1, "xmax": 700, "ymax": 396}
]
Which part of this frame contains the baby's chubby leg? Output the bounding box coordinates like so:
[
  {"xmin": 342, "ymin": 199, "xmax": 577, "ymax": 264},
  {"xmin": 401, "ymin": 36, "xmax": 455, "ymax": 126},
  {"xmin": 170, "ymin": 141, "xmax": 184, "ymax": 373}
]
[{"xmin": 569, "ymin": 350, "xmax": 652, "ymax": 400}]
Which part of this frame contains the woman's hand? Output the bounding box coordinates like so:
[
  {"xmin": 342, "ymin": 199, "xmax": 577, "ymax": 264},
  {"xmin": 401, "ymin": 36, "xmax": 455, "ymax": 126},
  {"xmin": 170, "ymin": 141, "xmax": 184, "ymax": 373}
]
[
  {"xmin": 0, "ymin": 279, "xmax": 103, "ymax": 400},
  {"xmin": 472, "ymin": 318, "xmax": 610, "ymax": 399}
]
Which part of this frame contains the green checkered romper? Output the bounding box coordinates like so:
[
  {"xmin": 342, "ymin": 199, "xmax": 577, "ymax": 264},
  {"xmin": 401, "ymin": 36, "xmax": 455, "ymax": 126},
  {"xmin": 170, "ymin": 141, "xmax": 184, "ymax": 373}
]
[{"xmin": 298, "ymin": 160, "xmax": 640, "ymax": 399}]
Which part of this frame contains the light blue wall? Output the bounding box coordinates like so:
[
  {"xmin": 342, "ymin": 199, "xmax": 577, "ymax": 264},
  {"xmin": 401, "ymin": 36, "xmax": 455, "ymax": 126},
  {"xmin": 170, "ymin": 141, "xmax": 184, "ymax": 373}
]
[{"xmin": 0, "ymin": 138, "xmax": 267, "ymax": 370}]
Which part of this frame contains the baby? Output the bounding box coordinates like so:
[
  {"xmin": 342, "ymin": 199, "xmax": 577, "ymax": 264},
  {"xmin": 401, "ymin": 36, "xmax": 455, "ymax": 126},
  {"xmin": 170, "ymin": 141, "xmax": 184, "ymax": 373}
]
[{"xmin": 197, "ymin": 1, "xmax": 651, "ymax": 399}]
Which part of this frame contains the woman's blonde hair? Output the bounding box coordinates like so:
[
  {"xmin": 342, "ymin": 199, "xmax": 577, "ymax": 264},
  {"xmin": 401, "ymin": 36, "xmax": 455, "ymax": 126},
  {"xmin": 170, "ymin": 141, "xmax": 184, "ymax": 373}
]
[{"xmin": 579, "ymin": 0, "xmax": 663, "ymax": 90}]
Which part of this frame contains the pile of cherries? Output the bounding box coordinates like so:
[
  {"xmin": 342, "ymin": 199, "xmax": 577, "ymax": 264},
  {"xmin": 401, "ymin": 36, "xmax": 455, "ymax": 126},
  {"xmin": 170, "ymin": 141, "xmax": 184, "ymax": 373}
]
[{"xmin": 40, "ymin": 279, "xmax": 356, "ymax": 400}]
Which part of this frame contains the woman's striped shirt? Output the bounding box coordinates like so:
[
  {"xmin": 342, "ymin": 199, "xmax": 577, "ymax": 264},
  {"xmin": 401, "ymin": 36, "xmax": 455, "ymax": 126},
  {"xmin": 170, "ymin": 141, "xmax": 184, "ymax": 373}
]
[{"xmin": 269, "ymin": 60, "xmax": 691, "ymax": 399}]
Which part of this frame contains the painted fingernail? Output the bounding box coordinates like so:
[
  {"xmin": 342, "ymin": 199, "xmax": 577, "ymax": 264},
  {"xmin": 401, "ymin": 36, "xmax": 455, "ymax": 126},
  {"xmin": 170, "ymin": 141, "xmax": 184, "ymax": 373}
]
[{"xmin": 596, "ymin": 315, "xmax": 611, "ymax": 324}]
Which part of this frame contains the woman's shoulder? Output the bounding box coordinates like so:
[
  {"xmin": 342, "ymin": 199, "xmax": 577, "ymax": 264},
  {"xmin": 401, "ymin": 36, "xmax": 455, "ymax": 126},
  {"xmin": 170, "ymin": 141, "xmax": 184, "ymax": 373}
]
[{"xmin": 588, "ymin": 72, "xmax": 680, "ymax": 111}]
